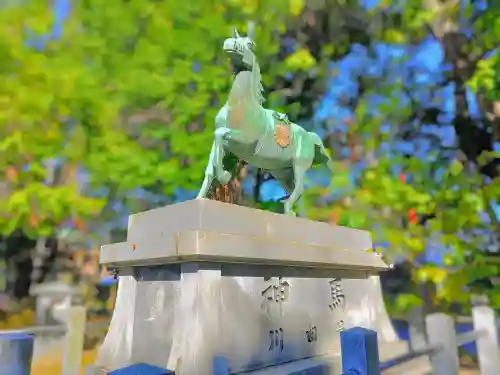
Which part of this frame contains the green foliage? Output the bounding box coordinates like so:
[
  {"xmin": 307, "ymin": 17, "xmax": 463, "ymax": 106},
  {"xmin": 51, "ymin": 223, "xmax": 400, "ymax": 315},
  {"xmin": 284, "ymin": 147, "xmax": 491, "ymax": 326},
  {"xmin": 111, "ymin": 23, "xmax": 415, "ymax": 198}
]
[
  {"xmin": 393, "ymin": 293, "xmax": 424, "ymax": 315},
  {"xmin": 285, "ymin": 48, "xmax": 317, "ymax": 71},
  {"xmin": 468, "ymin": 4, "xmax": 500, "ymax": 100},
  {"xmin": 469, "ymin": 56, "xmax": 498, "ymax": 96},
  {"xmin": 300, "ymin": 0, "xmax": 500, "ymax": 315},
  {"xmin": 0, "ymin": 0, "xmax": 315, "ymax": 240},
  {"xmin": 305, "ymin": 147, "xmax": 499, "ymax": 309},
  {"xmin": 258, "ymin": 201, "xmax": 284, "ymax": 214},
  {"xmin": 1, "ymin": 0, "xmax": 499, "ymax": 316}
]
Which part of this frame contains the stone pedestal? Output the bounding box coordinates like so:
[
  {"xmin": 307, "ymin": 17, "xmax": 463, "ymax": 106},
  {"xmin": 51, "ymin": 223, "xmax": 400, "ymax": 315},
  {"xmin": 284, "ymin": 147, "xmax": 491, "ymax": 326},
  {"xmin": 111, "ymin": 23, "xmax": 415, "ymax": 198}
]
[{"xmin": 95, "ymin": 199, "xmax": 389, "ymax": 375}]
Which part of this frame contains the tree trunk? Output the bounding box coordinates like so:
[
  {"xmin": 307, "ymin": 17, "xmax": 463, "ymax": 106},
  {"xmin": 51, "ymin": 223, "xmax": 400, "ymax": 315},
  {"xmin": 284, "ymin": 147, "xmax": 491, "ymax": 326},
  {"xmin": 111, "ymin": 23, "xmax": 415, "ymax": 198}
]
[
  {"xmin": 207, "ymin": 154, "xmax": 247, "ymax": 205},
  {"xmin": 1, "ymin": 232, "xmax": 35, "ymax": 299}
]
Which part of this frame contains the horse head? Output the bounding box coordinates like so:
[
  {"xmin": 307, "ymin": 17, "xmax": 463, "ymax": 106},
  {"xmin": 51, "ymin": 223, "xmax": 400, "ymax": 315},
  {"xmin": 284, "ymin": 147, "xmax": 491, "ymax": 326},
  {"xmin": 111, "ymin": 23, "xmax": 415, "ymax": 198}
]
[{"xmin": 223, "ymin": 22, "xmax": 256, "ymax": 75}]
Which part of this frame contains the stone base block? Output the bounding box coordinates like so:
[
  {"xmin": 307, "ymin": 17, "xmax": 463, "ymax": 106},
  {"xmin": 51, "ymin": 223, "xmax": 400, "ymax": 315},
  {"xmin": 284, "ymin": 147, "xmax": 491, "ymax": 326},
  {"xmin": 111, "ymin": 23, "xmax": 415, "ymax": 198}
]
[
  {"xmin": 95, "ymin": 200, "xmax": 391, "ymax": 375},
  {"xmin": 95, "ymin": 264, "xmax": 386, "ymax": 375}
]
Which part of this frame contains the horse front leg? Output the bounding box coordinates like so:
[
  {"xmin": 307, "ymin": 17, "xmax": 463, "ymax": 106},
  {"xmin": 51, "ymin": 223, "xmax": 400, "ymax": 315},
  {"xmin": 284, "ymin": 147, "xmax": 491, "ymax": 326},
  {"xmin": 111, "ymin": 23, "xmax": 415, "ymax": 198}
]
[
  {"xmin": 196, "ymin": 141, "xmax": 216, "ymax": 199},
  {"xmin": 213, "ymin": 127, "xmax": 232, "ymax": 185}
]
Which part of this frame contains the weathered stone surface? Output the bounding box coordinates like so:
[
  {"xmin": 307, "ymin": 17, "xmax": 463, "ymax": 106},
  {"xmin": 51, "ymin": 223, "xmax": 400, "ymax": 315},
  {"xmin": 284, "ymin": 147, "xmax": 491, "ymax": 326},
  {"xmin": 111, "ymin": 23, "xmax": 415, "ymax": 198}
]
[
  {"xmin": 100, "ymin": 199, "xmax": 387, "ymax": 276},
  {"xmin": 96, "ymin": 200, "xmax": 392, "ymax": 375}
]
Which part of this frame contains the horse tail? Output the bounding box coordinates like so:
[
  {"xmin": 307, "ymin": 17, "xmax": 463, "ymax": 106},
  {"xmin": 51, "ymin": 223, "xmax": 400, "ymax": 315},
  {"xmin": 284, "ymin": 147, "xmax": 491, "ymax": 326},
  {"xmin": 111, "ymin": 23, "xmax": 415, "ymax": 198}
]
[{"xmin": 309, "ymin": 132, "xmax": 333, "ymax": 171}]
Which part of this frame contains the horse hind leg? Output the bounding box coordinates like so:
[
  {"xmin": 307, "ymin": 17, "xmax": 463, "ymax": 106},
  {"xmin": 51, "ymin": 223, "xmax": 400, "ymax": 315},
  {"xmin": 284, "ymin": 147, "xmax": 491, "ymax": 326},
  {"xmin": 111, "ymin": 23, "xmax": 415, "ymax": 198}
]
[
  {"xmin": 308, "ymin": 131, "xmax": 333, "ymax": 170},
  {"xmin": 269, "ymin": 167, "xmax": 294, "ymax": 197},
  {"xmin": 284, "ymin": 160, "xmax": 311, "ymax": 216}
]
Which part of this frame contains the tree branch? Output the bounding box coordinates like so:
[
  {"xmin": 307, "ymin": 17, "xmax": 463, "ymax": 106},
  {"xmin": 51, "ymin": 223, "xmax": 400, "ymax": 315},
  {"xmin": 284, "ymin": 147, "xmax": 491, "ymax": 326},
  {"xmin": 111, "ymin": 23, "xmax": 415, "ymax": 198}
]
[
  {"xmin": 425, "ymin": 23, "xmax": 438, "ymax": 40},
  {"xmin": 423, "ymin": 0, "xmax": 460, "ymax": 39},
  {"xmin": 469, "ymin": 9, "xmax": 485, "ymax": 25},
  {"xmin": 473, "ymin": 42, "xmax": 500, "ymax": 64},
  {"xmin": 123, "ymin": 106, "xmax": 172, "ymax": 127}
]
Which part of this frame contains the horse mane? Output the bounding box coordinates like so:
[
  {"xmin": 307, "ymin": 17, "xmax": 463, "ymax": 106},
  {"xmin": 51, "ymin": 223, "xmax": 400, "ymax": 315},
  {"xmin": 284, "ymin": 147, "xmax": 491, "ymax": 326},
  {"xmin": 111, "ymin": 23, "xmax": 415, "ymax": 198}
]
[
  {"xmin": 251, "ymin": 54, "xmax": 265, "ymax": 105},
  {"xmin": 228, "ymin": 45, "xmax": 264, "ymax": 106}
]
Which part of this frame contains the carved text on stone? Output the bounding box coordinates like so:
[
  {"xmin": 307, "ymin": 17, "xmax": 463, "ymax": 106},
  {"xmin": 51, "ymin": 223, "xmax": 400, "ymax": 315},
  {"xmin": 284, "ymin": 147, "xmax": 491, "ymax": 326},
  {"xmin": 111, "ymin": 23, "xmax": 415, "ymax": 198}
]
[
  {"xmin": 305, "ymin": 325, "xmax": 317, "ymax": 343},
  {"xmin": 336, "ymin": 319, "xmax": 345, "ymax": 332},
  {"xmin": 261, "ymin": 276, "xmax": 290, "ymax": 316},
  {"xmin": 268, "ymin": 328, "xmax": 284, "ymax": 352},
  {"xmin": 328, "ymin": 278, "xmax": 345, "ymax": 311}
]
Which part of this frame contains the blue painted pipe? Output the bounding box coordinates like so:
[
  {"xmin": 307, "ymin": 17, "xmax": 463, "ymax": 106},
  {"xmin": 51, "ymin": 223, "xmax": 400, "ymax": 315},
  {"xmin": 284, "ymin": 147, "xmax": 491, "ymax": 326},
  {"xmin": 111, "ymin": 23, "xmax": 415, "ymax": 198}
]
[{"xmin": 0, "ymin": 333, "xmax": 34, "ymax": 375}]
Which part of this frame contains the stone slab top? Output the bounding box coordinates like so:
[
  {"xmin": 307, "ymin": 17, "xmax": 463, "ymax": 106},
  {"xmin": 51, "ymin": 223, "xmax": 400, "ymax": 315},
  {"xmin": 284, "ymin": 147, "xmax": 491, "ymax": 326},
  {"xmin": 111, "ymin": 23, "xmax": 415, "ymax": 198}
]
[
  {"xmin": 127, "ymin": 199, "xmax": 371, "ymax": 251},
  {"xmin": 100, "ymin": 200, "xmax": 388, "ymax": 274}
]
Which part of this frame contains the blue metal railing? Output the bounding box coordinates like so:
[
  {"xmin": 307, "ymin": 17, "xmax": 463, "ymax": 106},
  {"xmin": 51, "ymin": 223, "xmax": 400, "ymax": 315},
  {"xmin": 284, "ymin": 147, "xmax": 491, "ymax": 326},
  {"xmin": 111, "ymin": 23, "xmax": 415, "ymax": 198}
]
[
  {"xmin": 0, "ymin": 326, "xmax": 386, "ymax": 375},
  {"xmin": 340, "ymin": 327, "xmax": 381, "ymax": 375},
  {"xmin": 0, "ymin": 332, "xmax": 34, "ymax": 375},
  {"xmin": 106, "ymin": 327, "xmax": 384, "ymax": 375}
]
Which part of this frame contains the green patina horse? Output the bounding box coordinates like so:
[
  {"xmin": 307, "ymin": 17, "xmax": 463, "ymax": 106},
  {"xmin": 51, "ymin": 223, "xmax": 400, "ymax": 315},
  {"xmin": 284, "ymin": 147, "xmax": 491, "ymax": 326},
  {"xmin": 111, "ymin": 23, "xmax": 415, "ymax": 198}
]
[{"xmin": 196, "ymin": 24, "xmax": 332, "ymax": 216}]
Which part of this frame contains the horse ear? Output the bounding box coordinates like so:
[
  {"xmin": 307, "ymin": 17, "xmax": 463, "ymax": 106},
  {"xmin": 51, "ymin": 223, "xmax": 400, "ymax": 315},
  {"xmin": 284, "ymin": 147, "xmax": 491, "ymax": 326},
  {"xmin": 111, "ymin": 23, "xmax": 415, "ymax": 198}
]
[
  {"xmin": 247, "ymin": 21, "xmax": 255, "ymax": 38},
  {"xmin": 232, "ymin": 27, "xmax": 240, "ymax": 38}
]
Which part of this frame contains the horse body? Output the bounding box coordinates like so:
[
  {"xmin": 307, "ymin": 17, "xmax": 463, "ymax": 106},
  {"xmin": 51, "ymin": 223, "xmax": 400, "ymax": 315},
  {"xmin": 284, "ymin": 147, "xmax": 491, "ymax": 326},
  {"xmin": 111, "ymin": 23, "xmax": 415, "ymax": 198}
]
[{"xmin": 197, "ymin": 25, "xmax": 332, "ymax": 216}]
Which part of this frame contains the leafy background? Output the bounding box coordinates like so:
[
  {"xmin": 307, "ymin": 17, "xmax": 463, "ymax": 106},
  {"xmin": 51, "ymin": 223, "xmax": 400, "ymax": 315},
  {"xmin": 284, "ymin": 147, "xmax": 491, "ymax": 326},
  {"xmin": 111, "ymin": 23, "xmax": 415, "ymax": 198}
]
[{"xmin": 0, "ymin": 0, "xmax": 499, "ymax": 333}]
